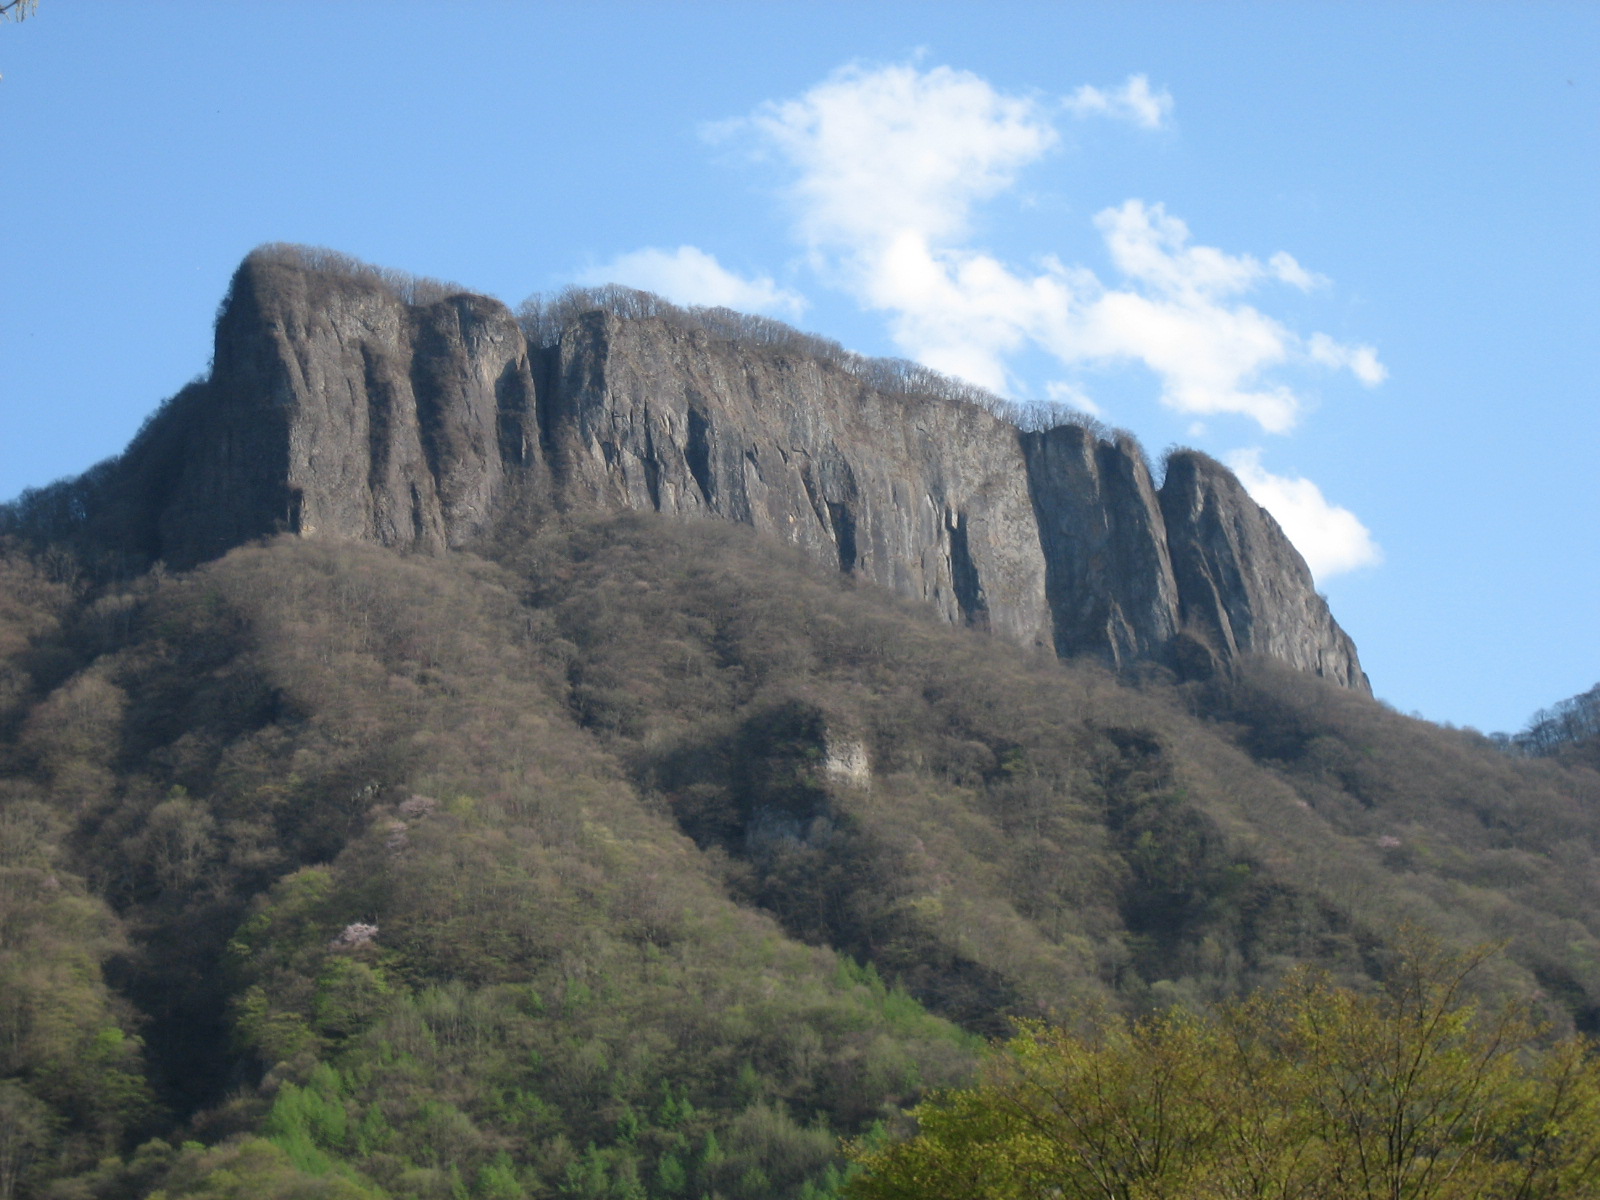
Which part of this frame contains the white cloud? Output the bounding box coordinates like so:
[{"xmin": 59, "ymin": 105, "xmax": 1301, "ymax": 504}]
[
  {"xmin": 1269, "ymin": 251, "xmax": 1327, "ymax": 291},
  {"xmin": 1064, "ymin": 74, "xmax": 1174, "ymax": 130},
  {"xmin": 1226, "ymin": 448, "xmax": 1383, "ymax": 580},
  {"xmin": 1061, "ymin": 281, "xmax": 1303, "ymax": 432},
  {"xmin": 724, "ymin": 60, "xmax": 1385, "ymax": 434},
  {"xmin": 581, "ymin": 245, "xmax": 806, "ymax": 317},
  {"xmin": 1308, "ymin": 332, "xmax": 1388, "ymax": 386},
  {"xmin": 733, "ymin": 61, "xmax": 1056, "ymax": 253},
  {"xmin": 718, "ymin": 62, "xmax": 1061, "ymax": 392},
  {"xmin": 1029, "ymin": 201, "xmax": 1380, "ymax": 432},
  {"xmin": 862, "ymin": 235, "xmax": 1069, "ymax": 391},
  {"xmin": 1097, "ymin": 200, "xmax": 1262, "ymax": 299}
]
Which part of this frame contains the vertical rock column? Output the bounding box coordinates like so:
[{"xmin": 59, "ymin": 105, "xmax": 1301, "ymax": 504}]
[
  {"xmin": 167, "ymin": 250, "xmax": 541, "ymax": 561},
  {"xmin": 1021, "ymin": 425, "xmax": 1182, "ymax": 669},
  {"xmin": 1159, "ymin": 450, "xmax": 1368, "ymax": 691}
]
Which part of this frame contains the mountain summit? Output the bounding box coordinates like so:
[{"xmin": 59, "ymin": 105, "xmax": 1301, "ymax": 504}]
[{"xmin": 3, "ymin": 244, "xmax": 1365, "ymax": 690}]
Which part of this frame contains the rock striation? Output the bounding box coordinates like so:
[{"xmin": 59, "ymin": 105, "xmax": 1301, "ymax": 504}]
[
  {"xmin": 1, "ymin": 246, "xmax": 1368, "ymax": 692},
  {"xmin": 543, "ymin": 308, "xmax": 1052, "ymax": 649},
  {"xmin": 197, "ymin": 249, "xmax": 541, "ymax": 556}
]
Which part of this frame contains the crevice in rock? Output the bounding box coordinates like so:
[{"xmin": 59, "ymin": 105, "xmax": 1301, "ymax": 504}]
[
  {"xmin": 945, "ymin": 507, "xmax": 989, "ymax": 629},
  {"xmin": 528, "ymin": 342, "xmax": 561, "ymax": 476},
  {"xmin": 494, "ymin": 359, "xmax": 530, "ymax": 468},
  {"xmin": 362, "ymin": 344, "xmax": 395, "ymax": 493},
  {"xmin": 642, "ymin": 419, "xmax": 663, "ymax": 512},
  {"xmin": 409, "ymin": 483, "xmax": 426, "ymax": 542},
  {"xmin": 408, "ymin": 311, "xmax": 453, "ymax": 498},
  {"xmin": 827, "ymin": 501, "xmax": 857, "ymax": 574},
  {"xmin": 686, "ymin": 407, "xmax": 715, "ymax": 508}
]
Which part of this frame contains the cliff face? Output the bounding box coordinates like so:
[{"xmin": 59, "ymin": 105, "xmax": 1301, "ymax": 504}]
[
  {"xmin": 1160, "ymin": 452, "xmax": 1366, "ymax": 690},
  {"xmin": 546, "ymin": 311, "xmax": 1052, "ymax": 648},
  {"xmin": 198, "ymin": 253, "xmax": 541, "ymax": 555},
  {"xmin": 1020, "ymin": 425, "xmax": 1180, "ymax": 669},
  {"xmin": 3, "ymin": 248, "xmax": 1368, "ymax": 691}
]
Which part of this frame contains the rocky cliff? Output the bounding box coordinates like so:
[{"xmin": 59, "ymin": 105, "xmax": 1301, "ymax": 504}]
[
  {"xmin": 1, "ymin": 246, "xmax": 1368, "ymax": 691},
  {"xmin": 1159, "ymin": 452, "xmax": 1366, "ymax": 689},
  {"xmin": 543, "ymin": 308, "xmax": 1052, "ymax": 649}
]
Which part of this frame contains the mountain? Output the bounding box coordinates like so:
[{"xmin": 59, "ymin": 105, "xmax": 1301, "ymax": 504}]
[
  {"xmin": 1, "ymin": 244, "xmax": 1364, "ymax": 691},
  {"xmin": 2, "ymin": 247, "xmax": 1596, "ymax": 1200}
]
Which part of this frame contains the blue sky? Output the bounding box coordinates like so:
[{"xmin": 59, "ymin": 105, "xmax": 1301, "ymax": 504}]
[{"xmin": 2, "ymin": 2, "xmax": 1596, "ymax": 734}]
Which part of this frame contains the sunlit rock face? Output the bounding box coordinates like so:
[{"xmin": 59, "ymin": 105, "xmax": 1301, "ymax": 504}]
[
  {"xmin": 197, "ymin": 251, "xmax": 541, "ymax": 556},
  {"xmin": 1159, "ymin": 451, "xmax": 1368, "ymax": 691},
  {"xmin": 546, "ymin": 309, "xmax": 1054, "ymax": 651},
  {"xmin": 4, "ymin": 248, "xmax": 1368, "ymax": 692}
]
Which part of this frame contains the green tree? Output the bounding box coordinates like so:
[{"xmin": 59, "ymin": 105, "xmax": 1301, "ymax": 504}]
[
  {"xmin": 847, "ymin": 941, "xmax": 1600, "ymax": 1200},
  {"xmin": 0, "ymin": 1081, "xmax": 53, "ymax": 1200}
]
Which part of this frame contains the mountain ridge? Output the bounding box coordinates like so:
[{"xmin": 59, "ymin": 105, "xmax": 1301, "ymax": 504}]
[{"xmin": 1, "ymin": 243, "xmax": 1365, "ymax": 691}]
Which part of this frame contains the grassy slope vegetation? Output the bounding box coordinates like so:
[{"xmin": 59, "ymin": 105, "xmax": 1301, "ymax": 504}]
[{"xmin": 2, "ymin": 511, "xmax": 1599, "ymax": 1200}]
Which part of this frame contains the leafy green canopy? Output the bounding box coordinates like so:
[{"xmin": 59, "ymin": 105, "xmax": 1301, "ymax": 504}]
[{"xmin": 848, "ymin": 940, "xmax": 1600, "ymax": 1200}]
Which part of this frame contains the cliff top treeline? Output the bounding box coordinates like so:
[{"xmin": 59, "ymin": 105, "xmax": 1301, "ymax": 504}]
[{"xmin": 257, "ymin": 243, "xmax": 1116, "ymax": 437}]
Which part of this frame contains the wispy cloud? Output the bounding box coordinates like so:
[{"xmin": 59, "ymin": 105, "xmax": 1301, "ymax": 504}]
[
  {"xmin": 581, "ymin": 245, "xmax": 806, "ymax": 317},
  {"xmin": 1308, "ymin": 332, "xmax": 1387, "ymax": 386},
  {"xmin": 1064, "ymin": 74, "xmax": 1174, "ymax": 130},
  {"xmin": 1226, "ymin": 448, "xmax": 1383, "ymax": 580},
  {"xmin": 719, "ymin": 60, "xmax": 1385, "ymax": 432},
  {"xmin": 1269, "ymin": 251, "xmax": 1328, "ymax": 292}
]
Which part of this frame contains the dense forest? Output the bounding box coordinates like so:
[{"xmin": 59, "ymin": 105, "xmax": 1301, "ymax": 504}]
[{"xmin": 3, "ymin": 503, "xmax": 1600, "ymax": 1199}]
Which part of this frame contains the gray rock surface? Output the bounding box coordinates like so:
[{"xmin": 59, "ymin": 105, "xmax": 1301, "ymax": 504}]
[
  {"xmin": 142, "ymin": 249, "xmax": 541, "ymax": 564},
  {"xmin": 546, "ymin": 310, "xmax": 1053, "ymax": 649},
  {"xmin": 1020, "ymin": 425, "xmax": 1180, "ymax": 669},
  {"xmin": 1160, "ymin": 451, "xmax": 1368, "ymax": 690},
  {"xmin": 1, "ymin": 247, "xmax": 1369, "ymax": 692}
]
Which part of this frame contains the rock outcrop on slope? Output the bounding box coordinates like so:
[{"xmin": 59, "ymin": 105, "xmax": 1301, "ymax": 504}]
[{"xmin": 1, "ymin": 245, "xmax": 1368, "ymax": 691}]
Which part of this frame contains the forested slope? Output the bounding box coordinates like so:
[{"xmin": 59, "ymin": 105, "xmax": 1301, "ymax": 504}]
[{"xmin": 2, "ymin": 510, "xmax": 1598, "ymax": 1199}]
